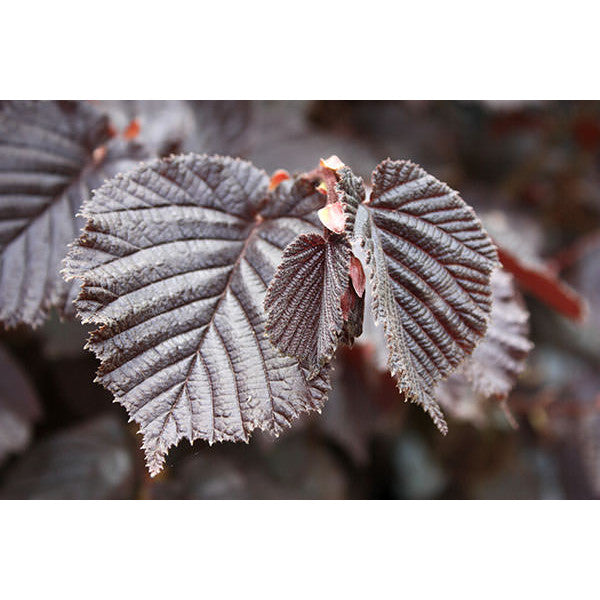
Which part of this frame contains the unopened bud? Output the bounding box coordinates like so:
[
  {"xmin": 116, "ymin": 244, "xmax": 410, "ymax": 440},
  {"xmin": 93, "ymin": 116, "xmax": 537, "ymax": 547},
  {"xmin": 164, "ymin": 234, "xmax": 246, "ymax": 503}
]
[{"xmin": 317, "ymin": 201, "xmax": 345, "ymax": 234}]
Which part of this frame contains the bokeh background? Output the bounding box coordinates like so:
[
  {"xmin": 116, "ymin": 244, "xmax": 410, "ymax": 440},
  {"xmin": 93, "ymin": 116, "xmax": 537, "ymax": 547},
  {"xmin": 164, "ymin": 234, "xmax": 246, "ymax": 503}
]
[{"xmin": 1, "ymin": 100, "xmax": 599, "ymax": 499}]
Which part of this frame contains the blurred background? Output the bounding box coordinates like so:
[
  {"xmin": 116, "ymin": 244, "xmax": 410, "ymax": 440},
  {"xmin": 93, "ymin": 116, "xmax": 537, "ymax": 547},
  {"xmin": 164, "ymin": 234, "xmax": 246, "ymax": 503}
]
[{"xmin": 1, "ymin": 100, "xmax": 599, "ymax": 499}]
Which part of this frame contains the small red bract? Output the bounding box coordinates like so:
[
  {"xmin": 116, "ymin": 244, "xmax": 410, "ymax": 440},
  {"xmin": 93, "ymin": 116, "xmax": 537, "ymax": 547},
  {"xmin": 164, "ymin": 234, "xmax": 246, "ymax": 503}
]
[
  {"xmin": 268, "ymin": 169, "xmax": 290, "ymax": 191},
  {"xmin": 349, "ymin": 256, "xmax": 366, "ymax": 297},
  {"xmin": 123, "ymin": 118, "xmax": 141, "ymax": 140},
  {"xmin": 318, "ymin": 201, "xmax": 346, "ymax": 234}
]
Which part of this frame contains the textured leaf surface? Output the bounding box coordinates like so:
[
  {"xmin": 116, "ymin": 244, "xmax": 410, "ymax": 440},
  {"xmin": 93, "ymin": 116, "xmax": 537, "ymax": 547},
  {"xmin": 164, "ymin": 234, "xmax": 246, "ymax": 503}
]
[
  {"xmin": 265, "ymin": 233, "xmax": 351, "ymax": 374},
  {"xmin": 63, "ymin": 154, "xmax": 329, "ymax": 476},
  {"xmin": 0, "ymin": 344, "xmax": 42, "ymax": 465},
  {"xmin": 436, "ymin": 268, "xmax": 533, "ymax": 424},
  {"xmin": 461, "ymin": 268, "xmax": 533, "ymax": 400},
  {"xmin": 0, "ymin": 100, "xmax": 147, "ymax": 327},
  {"xmin": 265, "ymin": 164, "xmax": 365, "ymax": 373},
  {"xmin": 335, "ymin": 165, "xmax": 364, "ymax": 235},
  {"xmin": 358, "ymin": 159, "xmax": 498, "ymax": 432}
]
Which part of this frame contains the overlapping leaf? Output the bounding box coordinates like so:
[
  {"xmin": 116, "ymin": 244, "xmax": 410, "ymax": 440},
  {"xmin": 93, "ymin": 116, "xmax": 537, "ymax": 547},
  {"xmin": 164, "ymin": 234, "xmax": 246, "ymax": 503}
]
[
  {"xmin": 334, "ymin": 165, "xmax": 363, "ymax": 233},
  {"xmin": 357, "ymin": 159, "xmax": 499, "ymax": 432},
  {"xmin": 436, "ymin": 268, "xmax": 533, "ymax": 424},
  {"xmin": 461, "ymin": 268, "xmax": 533, "ymax": 400},
  {"xmin": 63, "ymin": 154, "xmax": 330, "ymax": 476},
  {"xmin": 0, "ymin": 100, "xmax": 148, "ymax": 327},
  {"xmin": 264, "ymin": 164, "xmax": 365, "ymax": 375},
  {"xmin": 265, "ymin": 233, "xmax": 351, "ymax": 374}
]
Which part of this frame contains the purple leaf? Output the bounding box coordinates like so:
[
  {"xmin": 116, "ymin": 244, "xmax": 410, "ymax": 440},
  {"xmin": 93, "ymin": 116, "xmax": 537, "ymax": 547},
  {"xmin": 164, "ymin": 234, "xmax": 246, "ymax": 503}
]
[
  {"xmin": 0, "ymin": 100, "xmax": 148, "ymax": 327},
  {"xmin": 264, "ymin": 164, "xmax": 366, "ymax": 374},
  {"xmin": 63, "ymin": 154, "xmax": 330, "ymax": 476},
  {"xmin": 358, "ymin": 159, "xmax": 498, "ymax": 433},
  {"xmin": 461, "ymin": 268, "xmax": 534, "ymax": 400},
  {"xmin": 436, "ymin": 268, "xmax": 533, "ymax": 424},
  {"xmin": 265, "ymin": 232, "xmax": 352, "ymax": 375},
  {"xmin": 334, "ymin": 165, "xmax": 363, "ymax": 235}
]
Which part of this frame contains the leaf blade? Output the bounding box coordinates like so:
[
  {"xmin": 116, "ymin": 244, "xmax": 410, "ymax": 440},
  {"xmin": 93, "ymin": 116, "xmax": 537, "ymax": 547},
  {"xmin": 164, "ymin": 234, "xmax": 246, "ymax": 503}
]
[
  {"xmin": 360, "ymin": 159, "xmax": 498, "ymax": 432},
  {"xmin": 264, "ymin": 232, "xmax": 351, "ymax": 374},
  {"xmin": 436, "ymin": 268, "xmax": 533, "ymax": 425},
  {"xmin": 0, "ymin": 100, "xmax": 148, "ymax": 327},
  {"xmin": 64, "ymin": 154, "xmax": 330, "ymax": 476},
  {"xmin": 462, "ymin": 268, "xmax": 534, "ymax": 400}
]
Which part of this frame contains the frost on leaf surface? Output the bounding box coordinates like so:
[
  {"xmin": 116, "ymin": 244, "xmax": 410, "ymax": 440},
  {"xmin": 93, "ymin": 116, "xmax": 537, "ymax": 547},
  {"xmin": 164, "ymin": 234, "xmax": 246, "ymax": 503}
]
[
  {"xmin": 63, "ymin": 154, "xmax": 330, "ymax": 476},
  {"xmin": 0, "ymin": 100, "xmax": 147, "ymax": 327},
  {"xmin": 265, "ymin": 233, "xmax": 351, "ymax": 375},
  {"xmin": 358, "ymin": 159, "xmax": 498, "ymax": 433}
]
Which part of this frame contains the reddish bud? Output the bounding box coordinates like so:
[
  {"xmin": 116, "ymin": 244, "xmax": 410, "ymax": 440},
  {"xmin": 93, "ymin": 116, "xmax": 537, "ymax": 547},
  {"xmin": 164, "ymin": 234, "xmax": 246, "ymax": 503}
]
[
  {"xmin": 269, "ymin": 169, "xmax": 290, "ymax": 191},
  {"xmin": 317, "ymin": 201, "xmax": 345, "ymax": 234},
  {"xmin": 349, "ymin": 255, "xmax": 366, "ymax": 297},
  {"xmin": 316, "ymin": 181, "xmax": 328, "ymax": 196},
  {"xmin": 320, "ymin": 155, "xmax": 345, "ymax": 172},
  {"xmin": 123, "ymin": 118, "xmax": 141, "ymax": 140}
]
